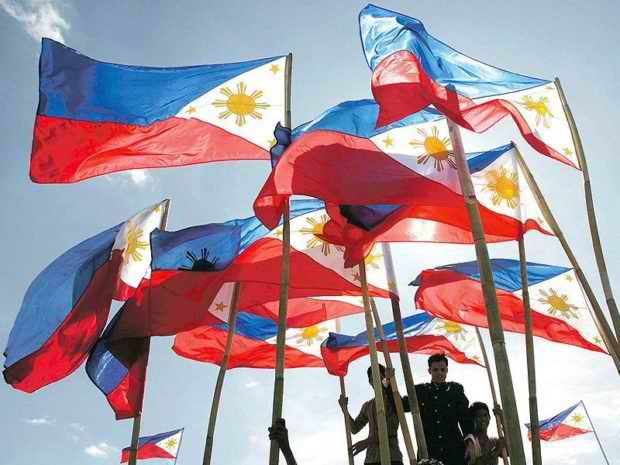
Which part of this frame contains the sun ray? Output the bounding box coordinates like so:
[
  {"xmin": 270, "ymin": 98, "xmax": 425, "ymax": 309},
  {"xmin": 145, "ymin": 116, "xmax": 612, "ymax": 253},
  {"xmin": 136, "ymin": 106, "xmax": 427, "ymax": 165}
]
[
  {"xmin": 124, "ymin": 223, "xmax": 148, "ymax": 264},
  {"xmin": 519, "ymin": 95, "xmax": 554, "ymax": 128},
  {"xmin": 212, "ymin": 81, "xmax": 271, "ymax": 127},
  {"xmin": 294, "ymin": 325, "xmax": 329, "ymax": 345},
  {"xmin": 409, "ymin": 126, "xmax": 455, "ymax": 171},
  {"xmin": 299, "ymin": 214, "xmax": 343, "ymax": 256},
  {"xmin": 484, "ymin": 165, "xmax": 520, "ymax": 208},
  {"xmin": 538, "ymin": 288, "xmax": 579, "ymax": 319},
  {"xmin": 436, "ymin": 320, "xmax": 468, "ymax": 341}
]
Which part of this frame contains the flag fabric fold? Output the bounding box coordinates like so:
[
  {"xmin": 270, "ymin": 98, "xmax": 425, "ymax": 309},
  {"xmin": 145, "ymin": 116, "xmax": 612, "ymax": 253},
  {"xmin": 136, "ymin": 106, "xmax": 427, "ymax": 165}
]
[
  {"xmin": 3, "ymin": 202, "xmax": 163, "ymax": 393},
  {"xmin": 413, "ymin": 260, "xmax": 608, "ymax": 354},
  {"xmin": 359, "ymin": 4, "xmax": 579, "ymax": 168},
  {"xmin": 32, "ymin": 39, "xmax": 286, "ymax": 183},
  {"xmin": 120, "ymin": 428, "xmax": 183, "ymax": 463},
  {"xmin": 320, "ymin": 312, "xmax": 483, "ymax": 376},
  {"xmin": 526, "ymin": 402, "xmax": 593, "ymax": 441}
]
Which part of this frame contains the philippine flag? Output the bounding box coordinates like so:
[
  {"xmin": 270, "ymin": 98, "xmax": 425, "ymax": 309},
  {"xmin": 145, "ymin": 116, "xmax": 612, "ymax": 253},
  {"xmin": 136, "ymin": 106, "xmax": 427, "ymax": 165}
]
[
  {"xmin": 321, "ymin": 143, "xmax": 553, "ymax": 265},
  {"xmin": 413, "ymin": 260, "xmax": 608, "ymax": 355},
  {"xmin": 173, "ymin": 313, "xmax": 337, "ymax": 369},
  {"xmin": 527, "ymin": 402, "xmax": 593, "ymax": 441},
  {"xmin": 3, "ymin": 201, "xmax": 164, "ymax": 393},
  {"xmin": 32, "ymin": 39, "xmax": 285, "ymax": 183},
  {"xmin": 120, "ymin": 428, "xmax": 183, "ymax": 463},
  {"xmin": 359, "ymin": 4, "xmax": 579, "ymax": 168},
  {"xmin": 320, "ymin": 312, "xmax": 483, "ymax": 377}
]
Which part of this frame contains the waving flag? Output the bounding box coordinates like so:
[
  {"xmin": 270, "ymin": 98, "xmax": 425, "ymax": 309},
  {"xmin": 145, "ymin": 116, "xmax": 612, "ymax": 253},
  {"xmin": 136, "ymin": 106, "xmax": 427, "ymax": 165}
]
[
  {"xmin": 173, "ymin": 314, "xmax": 337, "ymax": 369},
  {"xmin": 413, "ymin": 260, "xmax": 608, "ymax": 354},
  {"xmin": 321, "ymin": 143, "xmax": 553, "ymax": 264},
  {"xmin": 359, "ymin": 4, "xmax": 578, "ymax": 168},
  {"xmin": 109, "ymin": 200, "xmax": 392, "ymax": 341},
  {"xmin": 527, "ymin": 402, "xmax": 592, "ymax": 441},
  {"xmin": 120, "ymin": 428, "xmax": 183, "ymax": 463},
  {"xmin": 321, "ymin": 312, "xmax": 482, "ymax": 376},
  {"xmin": 3, "ymin": 202, "xmax": 164, "ymax": 393},
  {"xmin": 254, "ymin": 99, "xmax": 468, "ymax": 229},
  {"xmin": 32, "ymin": 39, "xmax": 285, "ymax": 183},
  {"xmin": 86, "ymin": 310, "xmax": 149, "ymax": 420}
]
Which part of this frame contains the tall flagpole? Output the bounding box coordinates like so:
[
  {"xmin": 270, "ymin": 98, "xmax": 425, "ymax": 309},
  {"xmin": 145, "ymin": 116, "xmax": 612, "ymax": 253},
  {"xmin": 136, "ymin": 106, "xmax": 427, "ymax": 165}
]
[
  {"xmin": 174, "ymin": 428, "xmax": 185, "ymax": 465},
  {"xmin": 203, "ymin": 282, "xmax": 242, "ymax": 465},
  {"xmin": 448, "ymin": 119, "xmax": 526, "ymax": 465},
  {"xmin": 381, "ymin": 243, "xmax": 429, "ymax": 459},
  {"xmin": 581, "ymin": 401, "xmax": 611, "ymax": 465},
  {"xmin": 359, "ymin": 260, "xmax": 392, "ymax": 465},
  {"xmin": 517, "ymin": 238, "xmax": 542, "ymax": 465},
  {"xmin": 513, "ymin": 144, "xmax": 620, "ymax": 365},
  {"xmin": 128, "ymin": 199, "xmax": 171, "ymax": 465},
  {"xmin": 335, "ymin": 319, "xmax": 355, "ymax": 465},
  {"xmin": 369, "ymin": 298, "xmax": 417, "ymax": 465},
  {"xmin": 555, "ymin": 78, "xmax": 620, "ymax": 343},
  {"xmin": 474, "ymin": 328, "xmax": 509, "ymax": 465},
  {"xmin": 268, "ymin": 52, "xmax": 293, "ymax": 465}
]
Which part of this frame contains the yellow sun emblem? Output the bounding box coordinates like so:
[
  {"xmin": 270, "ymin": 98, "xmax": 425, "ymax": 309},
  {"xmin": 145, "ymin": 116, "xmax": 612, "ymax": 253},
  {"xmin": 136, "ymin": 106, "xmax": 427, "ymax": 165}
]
[
  {"xmin": 538, "ymin": 288, "xmax": 579, "ymax": 319},
  {"xmin": 484, "ymin": 166, "xmax": 520, "ymax": 208},
  {"xmin": 409, "ymin": 126, "xmax": 455, "ymax": 172},
  {"xmin": 436, "ymin": 320, "xmax": 468, "ymax": 341},
  {"xmin": 164, "ymin": 437, "xmax": 178, "ymax": 449},
  {"xmin": 212, "ymin": 81, "xmax": 270, "ymax": 127},
  {"xmin": 295, "ymin": 325, "xmax": 328, "ymax": 346},
  {"xmin": 570, "ymin": 413, "xmax": 585, "ymax": 425},
  {"xmin": 519, "ymin": 96, "xmax": 554, "ymax": 128},
  {"xmin": 364, "ymin": 250, "xmax": 384, "ymax": 270},
  {"xmin": 124, "ymin": 223, "xmax": 149, "ymax": 264},
  {"xmin": 299, "ymin": 214, "xmax": 343, "ymax": 256}
]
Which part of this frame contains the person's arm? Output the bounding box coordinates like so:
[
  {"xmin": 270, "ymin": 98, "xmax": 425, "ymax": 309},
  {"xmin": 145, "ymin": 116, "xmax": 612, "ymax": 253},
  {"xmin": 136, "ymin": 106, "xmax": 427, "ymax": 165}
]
[
  {"xmin": 269, "ymin": 419, "xmax": 298, "ymax": 465},
  {"xmin": 454, "ymin": 384, "xmax": 477, "ymax": 464},
  {"xmin": 339, "ymin": 397, "xmax": 368, "ymax": 435}
]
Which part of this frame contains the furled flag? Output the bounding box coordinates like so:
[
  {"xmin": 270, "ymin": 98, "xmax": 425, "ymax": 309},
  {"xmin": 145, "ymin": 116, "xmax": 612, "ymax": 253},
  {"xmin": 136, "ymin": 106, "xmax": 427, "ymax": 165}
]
[
  {"xmin": 526, "ymin": 402, "xmax": 592, "ymax": 441},
  {"xmin": 254, "ymin": 99, "xmax": 468, "ymax": 229},
  {"xmin": 321, "ymin": 143, "xmax": 553, "ymax": 265},
  {"xmin": 321, "ymin": 312, "xmax": 483, "ymax": 376},
  {"xmin": 412, "ymin": 260, "xmax": 608, "ymax": 354},
  {"xmin": 120, "ymin": 428, "xmax": 184, "ymax": 463},
  {"xmin": 173, "ymin": 314, "xmax": 337, "ymax": 369},
  {"xmin": 31, "ymin": 39, "xmax": 286, "ymax": 183},
  {"xmin": 359, "ymin": 4, "xmax": 579, "ymax": 168},
  {"xmin": 109, "ymin": 200, "xmax": 392, "ymax": 342},
  {"xmin": 86, "ymin": 310, "xmax": 150, "ymax": 420},
  {"xmin": 3, "ymin": 201, "xmax": 164, "ymax": 393}
]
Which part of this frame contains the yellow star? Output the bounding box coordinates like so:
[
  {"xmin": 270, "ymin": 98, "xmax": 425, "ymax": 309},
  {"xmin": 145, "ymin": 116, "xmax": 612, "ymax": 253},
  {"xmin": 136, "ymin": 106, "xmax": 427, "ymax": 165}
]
[
  {"xmin": 562, "ymin": 147, "xmax": 573, "ymax": 157},
  {"xmin": 274, "ymin": 228, "xmax": 283, "ymax": 238},
  {"xmin": 186, "ymin": 105, "xmax": 197, "ymax": 115},
  {"xmin": 388, "ymin": 280, "xmax": 397, "ymax": 292},
  {"xmin": 153, "ymin": 204, "xmax": 161, "ymax": 213},
  {"xmin": 382, "ymin": 135, "xmax": 394, "ymax": 148},
  {"xmin": 352, "ymin": 272, "xmax": 361, "ymax": 283},
  {"xmin": 472, "ymin": 355, "xmax": 482, "ymax": 362},
  {"xmin": 270, "ymin": 64, "xmax": 281, "ymax": 74},
  {"xmin": 214, "ymin": 302, "xmax": 227, "ymax": 312},
  {"xmin": 268, "ymin": 138, "xmax": 277, "ymax": 148},
  {"xmin": 565, "ymin": 274, "xmax": 574, "ymax": 283},
  {"xmin": 593, "ymin": 335, "xmax": 603, "ymax": 345}
]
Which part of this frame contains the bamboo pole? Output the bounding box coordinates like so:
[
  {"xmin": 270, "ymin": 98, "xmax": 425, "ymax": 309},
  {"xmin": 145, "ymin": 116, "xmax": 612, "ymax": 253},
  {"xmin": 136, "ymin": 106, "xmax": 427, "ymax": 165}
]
[
  {"xmin": 359, "ymin": 260, "xmax": 391, "ymax": 465},
  {"xmin": 474, "ymin": 328, "xmax": 509, "ymax": 465},
  {"xmin": 369, "ymin": 298, "xmax": 417, "ymax": 465},
  {"xmin": 202, "ymin": 282, "xmax": 242, "ymax": 465},
  {"xmin": 513, "ymin": 144, "xmax": 620, "ymax": 364},
  {"xmin": 335, "ymin": 319, "xmax": 355, "ymax": 465},
  {"xmin": 268, "ymin": 52, "xmax": 293, "ymax": 465},
  {"xmin": 381, "ymin": 243, "xmax": 429, "ymax": 459},
  {"xmin": 555, "ymin": 78, "xmax": 620, "ymax": 343},
  {"xmin": 128, "ymin": 199, "xmax": 171, "ymax": 465},
  {"xmin": 581, "ymin": 401, "xmax": 611, "ymax": 465},
  {"xmin": 448, "ymin": 119, "xmax": 526, "ymax": 465},
  {"xmin": 517, "ymin": 238, "xmax": 542, "ymax": 465}
]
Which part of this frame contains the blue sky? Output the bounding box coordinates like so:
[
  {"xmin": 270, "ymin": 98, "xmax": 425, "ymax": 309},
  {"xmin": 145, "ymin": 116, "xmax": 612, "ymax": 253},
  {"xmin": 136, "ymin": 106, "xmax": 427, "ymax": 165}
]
[{"xmin": 1, "ymin": 1, "xmax": 619, "ymax": 464}]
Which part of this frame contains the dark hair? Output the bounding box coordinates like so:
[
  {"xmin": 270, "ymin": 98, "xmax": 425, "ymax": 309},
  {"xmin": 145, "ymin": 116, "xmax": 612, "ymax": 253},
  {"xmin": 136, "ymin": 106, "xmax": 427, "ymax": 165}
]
[
  {"xmin": 427, "ymin": 353, "xmax": 449, "ymax": 368},
  {"xmin": 418, "ymin": 459, "xmax": 445, "ymax": 465},
  {"xmin": 469, "ymin": 401, "xmax": 490, "ymax": 418},
  {"xmin": 367, "ymin": 363, "xmax": 386, "ymax": 378}
]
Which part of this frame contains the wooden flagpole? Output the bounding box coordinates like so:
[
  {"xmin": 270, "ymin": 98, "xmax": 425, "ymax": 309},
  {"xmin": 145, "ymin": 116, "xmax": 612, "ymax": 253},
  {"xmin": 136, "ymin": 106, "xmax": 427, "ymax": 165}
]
[
  {"xmin": 381, "ymin": 243, "xmax": 429, "ymax": 459},
  {"xmin": 581, "ymin": 401, "xmax": 611, "ymax": 465},
  {"xmin": 517, "ymin": 238, "xmax": 542, "ymax": 465},
  {"xmin": 448, "ymin": 119, "xmax": 526, "ymax": 465},
  {"xmin": 369, "ymin": 298, "xmax": 417, "ymax": 465},
  {"xmin": 555, "ymin": 78, "xmax": 620, "ymax": 343},
  {"xmin": 336, "ymin": 319, "xmax": 355, "ymax": 465},
  {"xmin": 128, "ymin": 199, "xmax": 171, "ymax": 465},
  {"xmin": 513, "ymin": 144, "xmax": 620, "ymax": 364},
  {"xmin": 359, "ymin": 260, "xmax": 392, "ymax": 465},
  {"xmin": 202, "ymin": 282, "xmax": 242, "ymax": 465},
  {"xmin": 268, "ymin": 52, "xmax": 293, "ymax": 465},
  {"xmin": 474, "ymin": 328, "xmax": 509, "ymax": 465}
]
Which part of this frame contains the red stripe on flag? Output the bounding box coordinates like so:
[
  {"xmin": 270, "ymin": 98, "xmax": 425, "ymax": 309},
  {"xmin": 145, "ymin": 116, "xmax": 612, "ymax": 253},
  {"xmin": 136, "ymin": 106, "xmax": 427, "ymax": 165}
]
[
  {"xmin": 539, "ymin": 423, "xmax": 592, "ymax": 442},
  {"xmin": 120, "ymin": 443, "xmax": 175, "ymax": 463}
]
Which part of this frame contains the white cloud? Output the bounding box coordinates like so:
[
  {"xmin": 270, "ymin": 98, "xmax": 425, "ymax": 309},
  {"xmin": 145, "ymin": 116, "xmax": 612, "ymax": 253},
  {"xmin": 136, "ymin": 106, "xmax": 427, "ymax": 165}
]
[
  {"xmin": 69, "ymin": 422, "xmax": 85, "ymax": 432},
  {"xmin": 67, "ymin": 433, "xmax": 80, "ymax": 443},
  {"xmin": 245, "ymin": 381, "xmax": 260, "ymax": 389},
  {"xmin": 84, "ymin": 442, "xmax": 117, "ymax": 458},
  {"xmin": 0, "ymin": 0, "xmax": 69, "ymax": 43},
  {"xmin": 24, "ymin": 417, "xmax": 55, "ymax": 425},
  {"xmin": 105, "ymin": 169, "xmax": 154, "ymax": 187}
]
